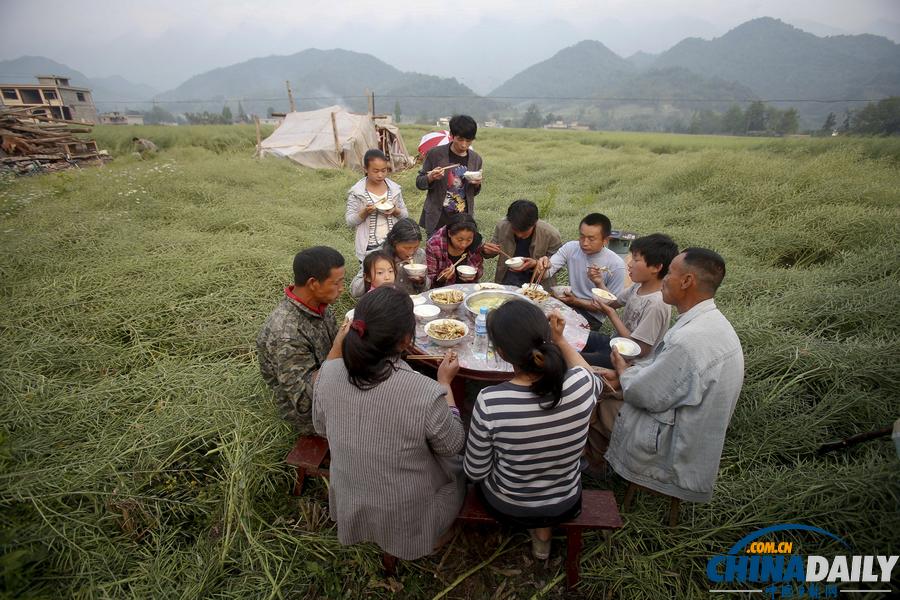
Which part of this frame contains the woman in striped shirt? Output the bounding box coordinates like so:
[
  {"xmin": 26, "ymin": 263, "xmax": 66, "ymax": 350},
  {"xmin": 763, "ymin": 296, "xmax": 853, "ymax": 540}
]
[{"xmin": 464, "ymin": 301, "xmax": 600, "ymax": 560}]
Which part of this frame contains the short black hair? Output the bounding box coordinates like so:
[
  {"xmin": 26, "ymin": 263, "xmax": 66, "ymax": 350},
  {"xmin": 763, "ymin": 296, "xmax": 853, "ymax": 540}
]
[
  {"xmin": 293, "ymin": 246, "xmax": 345, "ymax": 286},
  {"xmin": 681, "ymin": 247, "xmax": 726, "ymax": 293},
  {"xmin": 363, "ymin": 148, "xmax": 388, "ymax": 169},
  {"xmin": 631, "ymin": 233, "xmax": 679, "ymax": 278},
  {"xmin": 506, "ymin": 200, "xmax": 539, "ymax": 232},
  {"xmin": 579, "ymin": 213, "xmax": 612, "ymax": 238},
  {"xmin": 449, "ymin": 115, "xmax": 477, "ymax": 140}
]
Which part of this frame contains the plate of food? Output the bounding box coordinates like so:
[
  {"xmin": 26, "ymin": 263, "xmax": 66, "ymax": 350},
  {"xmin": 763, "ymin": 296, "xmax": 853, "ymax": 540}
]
[
  {"xmin": 374, "ymin": 200, "xmax": 394, "ymax": 213},
  {"xmin": 425, "ymin": 318, "xmax": 469, "ymax": 347},
  {"xmin": 429, "ymin": 289, "xmax": 465, "ymax": 312},
  {"xmin": 609, "ymin": 337, "xmax": 640, "ymax": 359},
  {"xmin": 591, "ymin": 288, "xmax": 617, "ymax": 304},
  {"xmin": 474, "ymin": 282, "xmax": 502, "ymax": 291},
  {"xmin": 520, "ymin": 283, "xmax": 550, "ymax": 304}
]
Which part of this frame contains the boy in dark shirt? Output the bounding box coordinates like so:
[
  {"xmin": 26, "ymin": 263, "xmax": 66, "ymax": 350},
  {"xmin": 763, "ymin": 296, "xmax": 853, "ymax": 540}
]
[{"xmin": 416, "ymin": 115, "xmax": 483, "ymax": 237}]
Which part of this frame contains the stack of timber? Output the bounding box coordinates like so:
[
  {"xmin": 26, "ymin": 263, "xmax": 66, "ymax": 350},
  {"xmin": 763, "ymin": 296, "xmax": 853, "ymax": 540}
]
[{"xmin": 0, "ymin": 107, "xmax": 110, "ymax": 175}]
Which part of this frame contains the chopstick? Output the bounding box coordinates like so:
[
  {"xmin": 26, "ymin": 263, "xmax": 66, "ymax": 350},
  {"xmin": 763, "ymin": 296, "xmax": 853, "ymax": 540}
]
[
  {"xmin": 497, "ymin": 248, "xmax": 514, "ymax": 260},
  {"xmin": 451, "ymin": 252, "xmax": 468, "ymax": 269},
  {"xmin": 406, "ymin": 354, "xmax": 445, "ymax": 361},
  {"xmin": 436, "ymin": 252, "xmax": 469, "ymax": 282},
  {"xmin": 529, "ymin": 263, "xmax": 545, "ymax": 287}
]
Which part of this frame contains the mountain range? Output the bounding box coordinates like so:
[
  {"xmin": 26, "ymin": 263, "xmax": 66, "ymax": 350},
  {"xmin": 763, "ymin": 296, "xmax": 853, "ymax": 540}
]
[{"xmin": 2, "ymin": 18, "xmax": 898, "ymax": 129}]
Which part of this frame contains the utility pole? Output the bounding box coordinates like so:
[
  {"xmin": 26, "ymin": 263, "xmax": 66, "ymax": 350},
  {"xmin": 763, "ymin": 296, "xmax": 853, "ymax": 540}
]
[{"xmin": 286, "ymin": 80, "xmax": 296, "ymax": 113}]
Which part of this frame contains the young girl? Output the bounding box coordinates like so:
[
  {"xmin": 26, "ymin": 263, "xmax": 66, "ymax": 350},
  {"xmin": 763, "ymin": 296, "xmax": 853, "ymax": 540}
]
[
  {"xmin": 362, "ymin": 250, "xmax": 396, "ymax": 293},
  {"xmin": 350, "ymin": 218, "xmax": 430, "ymax": 297},
  {"xmin": 463, "ymin": 301, "xmax": 600, "ymax": 561},
  {"xmin": 425, "ymin": 213, "xmax": 484, "ymax": 288},
  {"xmin": 346, "ymin": 149, "xmax": 408, "ymax": 262}
]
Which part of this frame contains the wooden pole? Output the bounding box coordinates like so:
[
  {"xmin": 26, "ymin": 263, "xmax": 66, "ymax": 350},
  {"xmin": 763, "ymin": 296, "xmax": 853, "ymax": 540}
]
[
  {"xmin": 286, "ymin": 80, "xmax": 296, "ymax": 113},
  {"xmin": 330, "ymin": 111, "xmax": 343, "ymax": 167},
  {"xmin": 254, "ymin": 115, "xmax": 261, "ymax": 158},
  {"xmin": 367, "ymin": 90, "xmax": 375, "ymax": 117}
]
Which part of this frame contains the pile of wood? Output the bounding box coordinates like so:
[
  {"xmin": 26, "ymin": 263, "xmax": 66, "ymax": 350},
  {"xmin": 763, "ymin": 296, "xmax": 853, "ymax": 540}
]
[{"xmin": 0, "ymin": 107, "xmax": 109, "ymax": 175}]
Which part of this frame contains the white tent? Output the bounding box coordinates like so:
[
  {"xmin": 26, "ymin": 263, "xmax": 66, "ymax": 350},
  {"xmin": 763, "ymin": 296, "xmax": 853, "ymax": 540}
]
[{"xmin": 259, "ymin": 105, "xmax": 413, "ymax": 171}]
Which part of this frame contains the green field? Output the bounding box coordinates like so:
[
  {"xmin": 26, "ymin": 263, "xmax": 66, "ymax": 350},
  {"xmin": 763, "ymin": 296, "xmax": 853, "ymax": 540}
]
[{"xmin": 2, "ymin": 125, "xmax": 898, "ymax": 599}]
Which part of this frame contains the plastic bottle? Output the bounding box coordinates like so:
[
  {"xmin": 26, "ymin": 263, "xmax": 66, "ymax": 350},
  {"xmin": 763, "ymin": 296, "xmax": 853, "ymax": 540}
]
[{"xmin": 473, "ymin": 307, "xmax": 489, "ymax": 360}]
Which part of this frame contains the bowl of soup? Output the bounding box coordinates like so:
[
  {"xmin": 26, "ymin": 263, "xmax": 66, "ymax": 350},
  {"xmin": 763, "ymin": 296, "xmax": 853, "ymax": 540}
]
[{"xmin": 464, "ymin": 290, "xmax": 520, "ymax": 317}]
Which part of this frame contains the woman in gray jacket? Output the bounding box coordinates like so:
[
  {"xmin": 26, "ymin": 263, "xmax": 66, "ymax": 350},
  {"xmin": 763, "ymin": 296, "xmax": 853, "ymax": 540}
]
[{"xmin": 313, "ymin": 286, "xmax": 465, "ymax": 560}]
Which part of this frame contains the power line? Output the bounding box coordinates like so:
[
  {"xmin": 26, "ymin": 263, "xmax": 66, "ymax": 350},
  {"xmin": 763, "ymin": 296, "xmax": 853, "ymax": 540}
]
[{"xmin": 88, "ymin": 95, "xmax": 884, "ymax": 105}]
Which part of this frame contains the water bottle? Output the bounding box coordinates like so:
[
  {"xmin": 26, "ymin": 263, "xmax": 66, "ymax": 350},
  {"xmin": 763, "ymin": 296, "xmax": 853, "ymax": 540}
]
[{"xmin": 473, "ymin": 307, "xmax": 489, "ymax": 360}]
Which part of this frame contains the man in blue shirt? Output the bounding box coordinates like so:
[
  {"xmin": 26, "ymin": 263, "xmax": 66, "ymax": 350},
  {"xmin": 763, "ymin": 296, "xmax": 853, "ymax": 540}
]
[{"xmin": 539, "ymin": 213, "xmax": 626, "ymax": 329}]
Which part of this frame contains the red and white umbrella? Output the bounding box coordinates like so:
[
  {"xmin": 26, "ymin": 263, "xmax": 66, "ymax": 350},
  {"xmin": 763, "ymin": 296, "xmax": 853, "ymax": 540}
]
[{"xmin": 418, "ymin": 130, "xmax": 450, "ymax": 156}]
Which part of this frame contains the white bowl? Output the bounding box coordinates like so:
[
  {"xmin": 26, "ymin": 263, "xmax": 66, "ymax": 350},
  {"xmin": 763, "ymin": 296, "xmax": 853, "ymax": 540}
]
[
  {"xmin": 410, "ymin": 294, "xmax": 427, "ymax": 306},
  {"xmin": 505, "ymin": 257, "xmax": 524, "ymax": 269},
  {"xmin": 375, "ymin": 201, "xmax": 394, "ymax": 213},
  {"xmin": 520, "ymin": 283, "xmax": 550, "ymax": 304},
  {"xmin": 414, "ymin": 304, "xmax": 441, "ymax": 323},
  {"xmin": 425, "ymin": 318, "xmax": 469, "ymax": 347},
  {"xmin": 591, "ymin": 288, "xmax": 617, "ymax": 304},
  {"xmin": 403, "ymin": 263, "xmax": 427, "ymax": 277},
  {"xmin": 428, "ymin": 288, "xmax": 465, "ymax": 312},
  {"xmin": 456, "ymin": 265, "xmax": 477, "ymax": 280},
  {"xmin": 345, "ymin": 309, "xmax": 355, "ymax": 322},
  {"xmin": 609, "ymin": 337, "xmax": 641, "ymax": 358},
  {"xmin": 463, "ymin": 170, "xmax": 482, "ymax": 182}
]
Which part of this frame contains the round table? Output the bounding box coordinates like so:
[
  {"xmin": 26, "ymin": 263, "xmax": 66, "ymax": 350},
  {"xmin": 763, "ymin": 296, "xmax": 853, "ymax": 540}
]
[{"xmin": 411, "ymin": 283, "xmax": 590, "ymax": 382}]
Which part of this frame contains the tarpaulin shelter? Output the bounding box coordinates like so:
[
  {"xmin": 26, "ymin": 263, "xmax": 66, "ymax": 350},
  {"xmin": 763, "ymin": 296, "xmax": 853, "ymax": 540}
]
[{"xmin": 259, "ymin": 105, "xmax": 413, "ymax": 171}]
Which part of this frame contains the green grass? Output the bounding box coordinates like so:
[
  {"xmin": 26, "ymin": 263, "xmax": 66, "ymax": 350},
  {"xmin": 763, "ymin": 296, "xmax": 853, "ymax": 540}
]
[{"xmin": 2, "ymin": 125, "xmax": 898, "ymax": 599}]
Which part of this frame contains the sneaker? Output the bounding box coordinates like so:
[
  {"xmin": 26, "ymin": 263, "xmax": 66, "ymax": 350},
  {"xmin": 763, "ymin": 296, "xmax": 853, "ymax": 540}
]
[{"xmin": 530, "ymin": 530, "xmax": 551, "ymax": 560}]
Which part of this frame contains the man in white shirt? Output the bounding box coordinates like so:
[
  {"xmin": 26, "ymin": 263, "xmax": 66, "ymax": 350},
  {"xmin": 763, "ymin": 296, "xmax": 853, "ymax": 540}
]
[
  {"xmin": 538, "ymin": 213, "xmax": 626, "ymax": 329},
  {"xmin": 595, "ymin": 248, "xmax": 745, "ymax": 502}
]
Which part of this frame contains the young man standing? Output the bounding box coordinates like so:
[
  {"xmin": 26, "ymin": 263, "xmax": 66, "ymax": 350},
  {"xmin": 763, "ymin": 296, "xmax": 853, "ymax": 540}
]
[
  {"xmin": 256, "ymin": 246, "xmax": 345, "ymax": 434},
  {"xmin": 416, "ymin": 115, "xmax": 483, "ymax": 237},
  {"xmin": 482, "ymin": 199, "xmax": 562, "ymax": 287},
  {"xmin": 538, "ymin": 213, "xmax": 626, "ymax": 329}
]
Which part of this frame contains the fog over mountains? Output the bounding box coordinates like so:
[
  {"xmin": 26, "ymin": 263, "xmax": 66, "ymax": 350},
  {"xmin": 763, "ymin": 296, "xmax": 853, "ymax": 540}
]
[{"xmin": 2, "ymin": 18, "xmax": 897, "ymax": 129}]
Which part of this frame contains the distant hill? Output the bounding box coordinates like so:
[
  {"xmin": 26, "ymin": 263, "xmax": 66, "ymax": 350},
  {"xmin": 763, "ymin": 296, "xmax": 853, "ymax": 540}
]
[
  {"xmin": 0, "ymin": 55, "xmax": 157, "ymax": 108},
  {"xmin": 487, "ymin": 18, "xmax": 900, "ymax": 128},
  {"xmin": 652, "ymin": 17, "xmax": 900, "ymax": 121},
  {"xmin": 155, "ymin": 48, "xmax": 501, "ymax": 120},
  {"xmin": 488, "ymin": 41, "xmax": 633, "ymax": 100}
]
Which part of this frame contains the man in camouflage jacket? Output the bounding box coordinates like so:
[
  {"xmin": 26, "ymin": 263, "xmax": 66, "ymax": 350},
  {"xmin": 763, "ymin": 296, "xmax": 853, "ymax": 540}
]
[{"xmin": 257, "ymin": 247, "xmax": 345, "ymax": 434}]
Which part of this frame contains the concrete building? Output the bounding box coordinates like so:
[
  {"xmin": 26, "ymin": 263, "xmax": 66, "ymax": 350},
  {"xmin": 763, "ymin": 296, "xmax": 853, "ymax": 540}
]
[
  {"xmin": 0, "ymin": 75, "xmax": 98, "ymax": 123},
  {"xmin": 98, "ymin": 111, "xmax": 144, "ymax": 125}
]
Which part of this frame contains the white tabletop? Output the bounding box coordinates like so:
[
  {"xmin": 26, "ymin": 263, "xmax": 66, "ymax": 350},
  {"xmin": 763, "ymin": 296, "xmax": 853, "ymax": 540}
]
[{"xmin": 413, "ymin": 283, "xmax": 591, "ymax": 375}]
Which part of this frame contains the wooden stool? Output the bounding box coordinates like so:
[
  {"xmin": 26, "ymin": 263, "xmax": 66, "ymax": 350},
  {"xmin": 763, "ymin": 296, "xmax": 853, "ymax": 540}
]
[
  {"xmin": 284, "ymin": 435, "xmax": 330, "ymax": 496},
  {"xmin": 622, "ymin": 481, "xmax": 681, "ymax": 527},
  {"xmin": 454, "ymin": 486, "xmax": 623, "ymax": 589}
]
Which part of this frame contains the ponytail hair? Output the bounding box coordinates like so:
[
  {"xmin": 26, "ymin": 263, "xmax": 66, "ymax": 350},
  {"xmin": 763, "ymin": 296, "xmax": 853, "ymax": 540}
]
[
  {"xmin": 342, "ymin": 286, "xmax": 415, "ymax": 390},
  {"xmin": 486, "ymin": 301, "xmax": 566, "ymax": 408}
]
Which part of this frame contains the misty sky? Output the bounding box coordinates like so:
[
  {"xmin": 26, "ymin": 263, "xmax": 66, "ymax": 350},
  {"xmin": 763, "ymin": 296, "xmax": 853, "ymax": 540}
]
[{"xmin": 2, "ymin": 0, "xmax": 899, "ymax": 94}]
